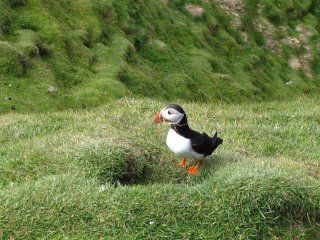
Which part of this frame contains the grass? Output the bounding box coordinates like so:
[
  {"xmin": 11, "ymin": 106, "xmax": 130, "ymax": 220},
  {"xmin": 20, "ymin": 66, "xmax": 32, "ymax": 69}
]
[
  {"xmin": 1, "ymin": 0, "xmax": 320, "ymax": 238},
  {"xmin": 0, "ymin": 0, "xmax": 320, "ymax": 113},
  {"xmin": 0, "ymin": 97, "xmax": 319, "ymax": 239}
]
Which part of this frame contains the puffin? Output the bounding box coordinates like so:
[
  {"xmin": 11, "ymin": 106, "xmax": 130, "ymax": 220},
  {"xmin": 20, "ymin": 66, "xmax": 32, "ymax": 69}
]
[{"xmin": 154, "ymin": 104, "xmax": 223, "ymax": 175}]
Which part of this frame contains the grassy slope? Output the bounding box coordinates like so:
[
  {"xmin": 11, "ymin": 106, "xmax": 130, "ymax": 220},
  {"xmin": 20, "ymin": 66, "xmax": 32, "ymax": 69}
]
[
  {"xmin": 1, "ymin": 0, "xmax": 320, "ymax": 239},
  {"xmin": 1, "ymin": 97, "xmax": 319, "ymax": 239},
  {"xmin": 1, "ymin": 0, "xmax": 320, "ymax": 113}
]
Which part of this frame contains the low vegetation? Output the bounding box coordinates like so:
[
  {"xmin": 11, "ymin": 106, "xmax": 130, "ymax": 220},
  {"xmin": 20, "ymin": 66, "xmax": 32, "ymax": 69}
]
[
  {"xmin": 1, "ymin": 97, "xmax": 319, "ymax": 239},
  {"xmin": 1, "ymin": 0, "xmax": 319, "ymax": 238},
  {"xmin": 1, "ymin": 0, "xmax": 320, "ymax": 113}
]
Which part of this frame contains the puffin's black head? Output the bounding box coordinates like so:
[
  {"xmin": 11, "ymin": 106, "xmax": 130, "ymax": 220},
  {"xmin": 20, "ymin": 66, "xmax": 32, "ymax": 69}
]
[{"xmin": 154, "ymin": 104, "xmax": 187, "ymax": 125}]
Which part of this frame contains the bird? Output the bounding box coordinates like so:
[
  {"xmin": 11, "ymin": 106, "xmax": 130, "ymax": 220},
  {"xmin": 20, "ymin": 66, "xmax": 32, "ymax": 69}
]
[{"xmin": 154, "ymin": 104, "xmax": 223, "ymax": 175}]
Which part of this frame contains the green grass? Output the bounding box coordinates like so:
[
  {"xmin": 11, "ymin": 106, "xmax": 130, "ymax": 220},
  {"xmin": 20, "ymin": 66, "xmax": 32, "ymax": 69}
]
[
  {"xmin": 1, "ymin": 0, "xmax": 320, "ymax": 113},
  {"xmin": 1, "ymin": 1, "xmax": 320, "ymax": 238},
  {"xmin": 1, "ymin": 97, "xmax": 319, "ymax": 239}
]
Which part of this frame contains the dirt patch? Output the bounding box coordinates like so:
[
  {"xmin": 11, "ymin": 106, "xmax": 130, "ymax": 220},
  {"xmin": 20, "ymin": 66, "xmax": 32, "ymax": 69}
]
[
  {"xmin": 288, "ymin": 57, "xmax": 301, "ymax": 69},
  {"xmin": 240, "ymin": 31, "xmax": 249, "ymax": 42},
  {"xmin": 294, "ymin": 24, "xmax": 313, "ymax": 78},
  {"xmin": 306, "ymin": 163, "xmax": 320, "ymax": 179},
  {"xmin": 215, "ymin": 0, "xmax": 244, "ymax": 27},
  {"xmin": 254, "ymin": 18, "xmax": 278, "ymax": 50},
  {"xmin": 253, "ymin": 17, "xmax": 313, "ymax": 78},
  {"xmin": 216, "ymin": 0, "xmax": 244, "ymax": 15},
  {"xmin": 295, "ymin": 24, "xmax": 313, "ymax": 42},
  {"xmin": 281, "ymin": 36, "xmax": 301, "ymax": 48},
  {"xmin": 281, "ymin": 24, "xmax": 313, "ymax": 78},
  {"xmin": 185, "ymin": 4, "xmax": 204, "ymax": 17}
]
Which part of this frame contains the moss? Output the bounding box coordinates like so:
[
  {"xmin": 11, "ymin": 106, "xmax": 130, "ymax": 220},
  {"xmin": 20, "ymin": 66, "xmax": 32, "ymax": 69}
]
[{"xmin": 0, "ymin": 41, "xmax": 23, "ymax": 76}]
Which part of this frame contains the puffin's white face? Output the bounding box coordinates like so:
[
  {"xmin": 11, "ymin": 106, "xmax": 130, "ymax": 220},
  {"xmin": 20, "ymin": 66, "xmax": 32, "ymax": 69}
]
[{"xmin": 160, "ymin": 107, "xmax": 185, "ymax": 125}]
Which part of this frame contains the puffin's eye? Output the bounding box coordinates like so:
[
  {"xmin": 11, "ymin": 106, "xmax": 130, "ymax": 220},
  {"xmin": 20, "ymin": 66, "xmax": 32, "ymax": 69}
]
[{"xmin": 168, "ymin": 110, "xmax": 171, "ymax": 115}]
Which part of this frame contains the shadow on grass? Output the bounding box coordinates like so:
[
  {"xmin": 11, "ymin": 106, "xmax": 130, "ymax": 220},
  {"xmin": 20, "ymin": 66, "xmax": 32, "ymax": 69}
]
[
  {"xmin": 180, "ymin": 153, "xmax": 240, "ymax": 185},
  {"xmin": 131, "ymin": 153, "xmax": 241, "ymax": 186}
]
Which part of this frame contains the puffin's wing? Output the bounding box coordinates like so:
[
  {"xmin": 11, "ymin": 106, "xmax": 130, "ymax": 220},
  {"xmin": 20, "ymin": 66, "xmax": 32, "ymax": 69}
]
[{"xmin": 190, "ymin": 132, "xmax": 212, "ymax": 155}]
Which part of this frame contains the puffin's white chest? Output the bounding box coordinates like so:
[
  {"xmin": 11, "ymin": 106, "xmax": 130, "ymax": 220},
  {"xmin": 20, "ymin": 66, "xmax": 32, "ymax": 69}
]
[{"xmin": 166, "ymin": 129, "xmax": 204, "ymax": 159}]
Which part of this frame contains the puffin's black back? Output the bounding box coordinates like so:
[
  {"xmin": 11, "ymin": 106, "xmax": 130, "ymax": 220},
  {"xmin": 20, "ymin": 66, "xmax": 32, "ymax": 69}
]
[
  {"xmin": 190, "ymin": 131, "xmax": 223, "ymax": 156},
  {"xmin": 172, "ymin": 123, "xmax": 223, "ymax": 157}
]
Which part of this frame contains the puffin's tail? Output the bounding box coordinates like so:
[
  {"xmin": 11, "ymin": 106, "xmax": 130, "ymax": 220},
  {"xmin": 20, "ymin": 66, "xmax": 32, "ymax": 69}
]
[{"xmin": 211, "ymin": 131, "xmax": 223, "ymax": 151}]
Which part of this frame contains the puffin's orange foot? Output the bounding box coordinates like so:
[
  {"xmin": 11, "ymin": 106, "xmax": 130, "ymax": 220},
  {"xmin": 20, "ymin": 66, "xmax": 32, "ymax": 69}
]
[
  {"xmin": 178, "ymin": 158, "xmax": 186, "ymax": 168},
  {"xmin": 187, "ymin": 165, "xmax": 199, "ymax": 175},
  {"xmin": 186, "ymin": 160, "xmax": 201, "ymax": 175}
]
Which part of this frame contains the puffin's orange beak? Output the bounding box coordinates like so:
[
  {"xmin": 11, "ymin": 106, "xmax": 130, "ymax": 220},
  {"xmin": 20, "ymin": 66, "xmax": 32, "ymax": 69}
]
[{"xmin": 154, "ymin": 112, "xmax": 162, "ymax": 124}]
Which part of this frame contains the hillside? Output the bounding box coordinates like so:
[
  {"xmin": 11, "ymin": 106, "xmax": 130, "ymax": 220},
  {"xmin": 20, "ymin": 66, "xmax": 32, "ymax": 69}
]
[
  {"xmin": 1, "ymin": 97, "xmax": 320, "ymax": 239},
  {"xmin": 1, "ymin": 0, "xmax": 320, "ymax": 112}
]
